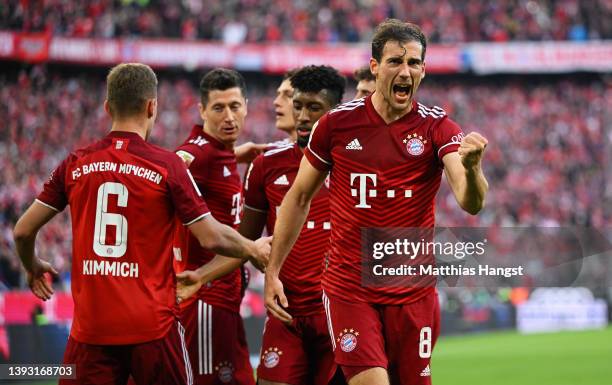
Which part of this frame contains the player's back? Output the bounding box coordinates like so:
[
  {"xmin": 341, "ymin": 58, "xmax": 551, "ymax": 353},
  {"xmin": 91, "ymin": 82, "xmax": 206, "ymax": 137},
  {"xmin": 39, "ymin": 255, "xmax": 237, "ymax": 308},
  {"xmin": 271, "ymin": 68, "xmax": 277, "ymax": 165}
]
[{"xmin": 38, "ymin": 131, "xmax": 208, "ymax": 345}]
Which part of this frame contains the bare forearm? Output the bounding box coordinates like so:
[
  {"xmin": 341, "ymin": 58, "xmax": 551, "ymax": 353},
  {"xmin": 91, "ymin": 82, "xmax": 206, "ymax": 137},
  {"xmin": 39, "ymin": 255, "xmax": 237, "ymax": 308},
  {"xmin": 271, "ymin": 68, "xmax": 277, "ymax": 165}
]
[
  {"xmin": 13, "ymin": 202, "xmax": 58, "ymax": 272},
  {"xmin": 460, "ymin": 165, "xmax": 488, "ymax": 215},
  {"xmin": 14, "ymin": 232, "xmax": 37, "ymax": 272},
  {"xmin": 267, "ymin": 190, "xmax": 310, "ymax": 275},
  {"xmin": 196, "ymin": 255, "xmax": 243, "ymax": 284},
  {"xmin": 210, "ymin": 223, "xmax": 258, "ymax": 259}
]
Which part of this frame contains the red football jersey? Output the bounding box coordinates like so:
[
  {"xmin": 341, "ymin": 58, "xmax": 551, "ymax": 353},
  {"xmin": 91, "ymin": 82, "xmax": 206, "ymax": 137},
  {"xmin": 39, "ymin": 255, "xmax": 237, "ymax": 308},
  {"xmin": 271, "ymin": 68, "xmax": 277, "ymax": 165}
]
[
  {"xmin": 244, "ymin": 143, "xmax": 330, "ymax": 316},
  {"xmin": 304, "ymin": 97, "xmax": 464, "ymax": 305},
  {"xmin": 175, "ymin": 126, "xmax": 244, "ymax": 313},
  {"xmin": 36, "ymin": 131, "xmax": 210, "ymax": 345}
]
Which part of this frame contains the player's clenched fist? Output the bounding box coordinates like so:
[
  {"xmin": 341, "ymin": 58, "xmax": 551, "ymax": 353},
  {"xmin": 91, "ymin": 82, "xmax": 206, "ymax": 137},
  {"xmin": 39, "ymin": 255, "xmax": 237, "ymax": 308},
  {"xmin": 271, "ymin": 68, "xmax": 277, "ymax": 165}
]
[{"xmin": 458, "ymin": 132, "xmax": 488, "ymax": 169}]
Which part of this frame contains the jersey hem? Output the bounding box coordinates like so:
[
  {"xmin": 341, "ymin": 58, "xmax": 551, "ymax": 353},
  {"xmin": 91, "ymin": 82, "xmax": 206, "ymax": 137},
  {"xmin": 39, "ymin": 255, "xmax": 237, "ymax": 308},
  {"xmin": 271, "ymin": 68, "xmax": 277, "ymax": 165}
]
[
  {"xmin": 184, "ymin": 212, "xmax": 211, "ymax": 226},
  {"xmin": 35, "ymin": 199, "xmax": 61, "ymax": 212}
]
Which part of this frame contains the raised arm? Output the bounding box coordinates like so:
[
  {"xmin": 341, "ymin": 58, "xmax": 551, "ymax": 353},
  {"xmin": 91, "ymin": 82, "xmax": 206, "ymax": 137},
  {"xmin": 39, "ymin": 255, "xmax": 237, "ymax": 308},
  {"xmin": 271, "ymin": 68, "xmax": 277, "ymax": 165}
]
[
  {"xmin": 442, "ymin": 132, "xmax": 489, "ymax": 215},
  {"xmin": 264, "ymin": 157, "xmax": 328, "ymax": 322},
  {"xmin": 13, "ymin": 201, "xmax": 60, "ymax": 300}
]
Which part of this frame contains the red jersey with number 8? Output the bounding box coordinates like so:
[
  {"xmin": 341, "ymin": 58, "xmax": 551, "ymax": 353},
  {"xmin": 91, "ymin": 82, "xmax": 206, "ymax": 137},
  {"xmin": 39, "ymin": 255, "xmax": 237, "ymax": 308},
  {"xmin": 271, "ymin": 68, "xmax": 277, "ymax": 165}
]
[{"xmin": 36, "ymin": 131, "xmax": 210, "ymax": 345}]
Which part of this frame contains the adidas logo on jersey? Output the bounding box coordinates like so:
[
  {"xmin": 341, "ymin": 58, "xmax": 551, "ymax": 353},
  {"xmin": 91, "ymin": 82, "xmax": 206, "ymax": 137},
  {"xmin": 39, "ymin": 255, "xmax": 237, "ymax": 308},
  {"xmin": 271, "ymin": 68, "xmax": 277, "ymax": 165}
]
[
  {"xmin": 274, "ymin": 174, "xmax": 290, "ymax": 185},
  {"xmin": 346, "ymin": 139, "xmax": 363, "ymax": 150},
  {"xmin": 420, "ymin": 365, "xmax": 431, "ymax": 377},
  {"xmin": 223, "ymin": 166, "xmax": 231, "ymax": 177}
]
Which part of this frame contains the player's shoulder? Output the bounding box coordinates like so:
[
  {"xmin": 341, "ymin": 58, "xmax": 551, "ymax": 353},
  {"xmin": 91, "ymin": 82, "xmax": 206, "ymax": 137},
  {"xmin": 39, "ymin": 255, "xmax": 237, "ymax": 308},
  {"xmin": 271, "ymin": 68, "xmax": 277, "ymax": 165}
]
[
  {"xmin": 263, "ymin": 143, "xmax": 294, "ymax": 159},
  {"xmin": 328, "ymin": 97, "xmax": 367, "ymax": 118},
  {"xmin": 175, "ymin": 134, "xmax": 216, "ymax": 167},
  {"xmin": 416, "ymin": 102, "xmax": 462, "ymax": 129},
  {"xmin": 65, "ymin": 136, "xmax": 112, "ymax": 164},
  {"xmin": 415, "ymin": 102, "xmax": 449, "ymax": 122},
  {"xmin": 266, "ymin": 138, "xmax": 293, "ymax": 150}
]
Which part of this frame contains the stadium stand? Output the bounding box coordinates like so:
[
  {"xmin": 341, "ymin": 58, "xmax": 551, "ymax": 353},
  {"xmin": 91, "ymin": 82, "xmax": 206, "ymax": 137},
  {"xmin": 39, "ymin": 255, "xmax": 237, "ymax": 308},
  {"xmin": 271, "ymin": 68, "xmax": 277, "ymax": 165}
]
[{"xmin": 2, "ymin": 0, "xmax": 610, "ymax": 43}]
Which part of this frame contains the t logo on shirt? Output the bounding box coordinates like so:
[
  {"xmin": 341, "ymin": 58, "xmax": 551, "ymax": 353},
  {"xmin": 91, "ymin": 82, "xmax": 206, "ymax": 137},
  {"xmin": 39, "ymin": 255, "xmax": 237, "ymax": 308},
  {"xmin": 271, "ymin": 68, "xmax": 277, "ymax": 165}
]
[
  {"xmin": 349, "ymin": 173, "xmax": 413, "ymax": 209},
  {"xmin": 350, "ymin": 173, "xmax": 377, "ymax": 209}
]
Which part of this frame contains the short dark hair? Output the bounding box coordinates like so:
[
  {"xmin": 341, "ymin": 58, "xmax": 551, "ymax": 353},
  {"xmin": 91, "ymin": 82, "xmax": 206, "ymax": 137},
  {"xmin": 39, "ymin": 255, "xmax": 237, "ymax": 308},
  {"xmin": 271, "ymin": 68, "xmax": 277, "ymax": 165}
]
[
  {"xmin": 106, "ymin": 63, "xmax": 157, "ymax": 118},
  {"xmin": 290, "ymin": 65, "xmax": 346, "ymax": 106},
  {"xmin": 283, "ymin": 68, "xmax": 299, "ymax": 81},
  {"xmin": 353, "ymin": 66, "xmax": 375, "ymax": 82},
  {"xmin": 372, "ymin": 19, "xmax": 427, "ymax": 62},
  {"xmin": 199, "ymin": 68, "xmax": 247, "ymax": 106}
]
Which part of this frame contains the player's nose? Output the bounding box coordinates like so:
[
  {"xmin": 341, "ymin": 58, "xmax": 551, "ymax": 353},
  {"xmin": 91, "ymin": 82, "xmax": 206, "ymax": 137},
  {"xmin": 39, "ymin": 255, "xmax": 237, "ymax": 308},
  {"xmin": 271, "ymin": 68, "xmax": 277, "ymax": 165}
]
[{"xmin": 398, "ymin": 62, "xmax": 411, "ymax": 78}]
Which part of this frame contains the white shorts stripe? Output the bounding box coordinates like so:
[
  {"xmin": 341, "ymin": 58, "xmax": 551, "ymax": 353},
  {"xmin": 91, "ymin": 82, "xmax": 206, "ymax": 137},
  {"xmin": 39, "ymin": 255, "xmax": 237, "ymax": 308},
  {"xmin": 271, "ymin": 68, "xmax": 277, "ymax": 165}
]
[
  {"xmin": 198, "ymin": 300, "xmax": 204, "ymax": 375},
  {"xmin": 178, "ymin": 322, "xmax": 193, "ymax": 385},
  {"xmin": 322, "ymin": 292, "xmax": 336, "ymax": 351},
  {"xmin": 207, "ymin": 304, "xmax": 212, "ymax": 373}
]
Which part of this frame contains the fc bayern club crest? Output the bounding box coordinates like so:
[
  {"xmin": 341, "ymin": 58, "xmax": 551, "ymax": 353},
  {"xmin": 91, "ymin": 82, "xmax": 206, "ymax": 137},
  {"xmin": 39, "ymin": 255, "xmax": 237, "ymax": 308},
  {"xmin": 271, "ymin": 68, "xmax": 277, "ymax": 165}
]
[
  {"xmin": 403, "ymin": 133, "xmax": 427, "ymax": 156},
  {"xmin": 261, "ymin": 347, "xmax": 283, "ymax": 368},
  {"xmin": 337, "ymin": 329, "xmax": 359, "ymax": 352},
  {"xmin": 215, "ymin": 361, "xmax": 234, "ymax": 383}
]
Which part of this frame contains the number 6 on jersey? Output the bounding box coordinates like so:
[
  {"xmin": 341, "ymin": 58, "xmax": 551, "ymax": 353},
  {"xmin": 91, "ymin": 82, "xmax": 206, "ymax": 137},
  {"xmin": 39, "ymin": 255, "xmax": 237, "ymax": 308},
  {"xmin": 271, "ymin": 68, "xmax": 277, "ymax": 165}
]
[{"xmin": 93, "ymin": 182, "xmax": 128, "ymax": 258}]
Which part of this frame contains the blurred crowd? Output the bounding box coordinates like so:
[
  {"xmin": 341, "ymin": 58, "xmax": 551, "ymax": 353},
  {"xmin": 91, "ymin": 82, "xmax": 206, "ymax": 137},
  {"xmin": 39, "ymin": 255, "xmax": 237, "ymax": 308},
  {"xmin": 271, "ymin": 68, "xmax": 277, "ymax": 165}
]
[
  {"xmin": 0, "ymin": 67, "xmax": 610, "ymax": 299},
  {"xmin": 2, "ymin": 0, "xmax": 611, "ymax": 43}
]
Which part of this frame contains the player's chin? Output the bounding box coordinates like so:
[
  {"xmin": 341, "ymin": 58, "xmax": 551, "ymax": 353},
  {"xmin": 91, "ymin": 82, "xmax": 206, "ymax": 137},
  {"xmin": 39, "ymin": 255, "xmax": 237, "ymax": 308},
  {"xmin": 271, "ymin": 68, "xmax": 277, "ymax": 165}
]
[{"xmin": 391, "ymin": 99, "xmax": 411, "ymax": 111}]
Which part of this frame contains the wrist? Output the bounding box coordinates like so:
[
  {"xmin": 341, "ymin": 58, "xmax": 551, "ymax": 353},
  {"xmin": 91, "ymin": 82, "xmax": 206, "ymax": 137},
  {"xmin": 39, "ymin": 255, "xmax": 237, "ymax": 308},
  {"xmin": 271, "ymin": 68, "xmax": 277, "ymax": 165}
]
[
  {"xmin": 266, "ymin": 265, "xmax": 280, "ymax": 278},
  {"xmin": 465, "ymin": 163, "xmax": 482, "ymax": 176}
]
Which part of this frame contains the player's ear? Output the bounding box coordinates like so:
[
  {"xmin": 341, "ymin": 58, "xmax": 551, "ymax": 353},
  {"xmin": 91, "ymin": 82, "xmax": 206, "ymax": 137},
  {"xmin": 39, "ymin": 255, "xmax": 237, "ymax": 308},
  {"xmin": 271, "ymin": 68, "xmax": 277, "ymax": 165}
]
[
  {"xmin": 244, "ymin": 98, "xmax": 248, "ymax": 116},
  {"xmin": 146, "ymin": 99, "xmax": 157, "ymax": 119},
  {"xmin": 421, "ymin": 61, "xmax": 426, "ymax": 80},
  {"xmin": 370, "ymin": 57, "xmax": 379, "ymax": 78},
  {"xmin": 198, "ymin": 102, "xmax": 206, "ymax": 121},
  {"xmin": 103, "ymin": 100, "xmax": 112, "ymax": 118}
]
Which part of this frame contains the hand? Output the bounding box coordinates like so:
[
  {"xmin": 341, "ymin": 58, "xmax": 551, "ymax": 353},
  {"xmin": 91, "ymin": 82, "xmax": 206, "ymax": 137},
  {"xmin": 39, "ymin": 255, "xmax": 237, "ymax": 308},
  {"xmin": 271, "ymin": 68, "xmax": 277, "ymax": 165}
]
[
  {"xmin": 27, "ymin": 258, "xmax": 58, "ymax": 301},
  {"xmin": 458, "ymin": 132, "xmax": 488, "ymax": 169},
  {"xmin": 251, "ymin": 236, "xmax": 272, "ymax": 271},
  {"xmin": 234, "ymin": 142, "xmax": 267, "ymax": 163},
  {"xmin": 264, "ymin": 273, "xmax": 292, "ymax": 324},
  {"xmin": 176, "ymin": 269, "xmax": 204, "ymax": 304}
]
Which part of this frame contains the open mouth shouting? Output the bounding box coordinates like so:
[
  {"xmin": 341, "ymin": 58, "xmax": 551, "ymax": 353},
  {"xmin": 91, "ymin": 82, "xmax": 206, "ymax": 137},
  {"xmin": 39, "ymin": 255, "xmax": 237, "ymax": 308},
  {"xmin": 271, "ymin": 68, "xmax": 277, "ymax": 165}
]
[{"xmin": 392, "ymin": 83, "xmax": 411, "ymax": 104}]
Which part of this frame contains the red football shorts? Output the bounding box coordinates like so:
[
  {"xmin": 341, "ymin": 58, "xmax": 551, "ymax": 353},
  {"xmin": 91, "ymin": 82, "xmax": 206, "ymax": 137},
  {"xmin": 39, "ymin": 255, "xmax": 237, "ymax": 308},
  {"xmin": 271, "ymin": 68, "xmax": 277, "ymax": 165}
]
[
  {"xmin": 256, "ymin": 312, "xmax": 337, "ymax": 385},
  {"xmin": 323, "ymin": 291, "xmax": 440, "ymax": 385},
  {"xmin": 60, "ymin": 321, "xmax": 193, "ymax": 385},
  {"xmin": 180, "ymin": 299, "xmax": 254, "ymax": 385}
]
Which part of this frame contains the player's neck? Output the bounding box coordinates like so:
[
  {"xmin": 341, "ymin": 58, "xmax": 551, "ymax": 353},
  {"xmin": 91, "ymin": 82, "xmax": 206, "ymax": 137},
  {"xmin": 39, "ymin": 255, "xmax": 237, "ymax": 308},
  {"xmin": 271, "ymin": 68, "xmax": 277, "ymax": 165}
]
[
  {"xmin": 371, "ymin": 92, "xmax": 413, "ymax": 124},
  {"xmin": 202, "ymin": 126, "xmax": 235, "ymax": 151},
  {"xmin": 110, "ymin": 120, "xmax": 149, "ymax": 140}
]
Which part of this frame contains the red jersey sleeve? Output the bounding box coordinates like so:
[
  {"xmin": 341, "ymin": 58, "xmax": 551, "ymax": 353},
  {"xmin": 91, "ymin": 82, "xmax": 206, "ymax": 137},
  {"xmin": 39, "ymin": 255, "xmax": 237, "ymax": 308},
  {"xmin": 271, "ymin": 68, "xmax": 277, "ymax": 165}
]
[
  {"xmin": 176, "ymin": 144, "xmax": 209, "ymax": 187},
  {"xmin": 304, "ymin": 113, "xmax": 333, "ymax": 171},
  {"xmin": 167, "ymin": 156, "xmax": 210, "ymax": 225},
  {"xmin": 36, "ymin": 156, "xmax": 70, "ymax": 212},
  {"xmin": 243, "ymin": 154, "xmax": 268, "ymax": 212},
  {"xmin": 433, "ymin": 117, "xmax": 464, "ymax": 164}
]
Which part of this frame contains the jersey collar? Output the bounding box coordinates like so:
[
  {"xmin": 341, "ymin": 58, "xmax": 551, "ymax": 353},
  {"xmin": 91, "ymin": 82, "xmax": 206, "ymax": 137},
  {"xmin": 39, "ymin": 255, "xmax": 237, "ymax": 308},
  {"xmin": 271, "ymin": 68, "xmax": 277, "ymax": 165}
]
[{"xmin": 365, "ymin": 96, "xmax": 419, "ymax": 127}]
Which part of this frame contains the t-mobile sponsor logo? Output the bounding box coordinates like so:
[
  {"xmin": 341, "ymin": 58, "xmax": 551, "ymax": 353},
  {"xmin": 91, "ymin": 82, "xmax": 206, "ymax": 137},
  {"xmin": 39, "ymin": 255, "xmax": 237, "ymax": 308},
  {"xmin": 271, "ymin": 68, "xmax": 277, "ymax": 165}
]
[{"xmin": 350, "ymin": 173, "xmax": 412, "ymax": 209}]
